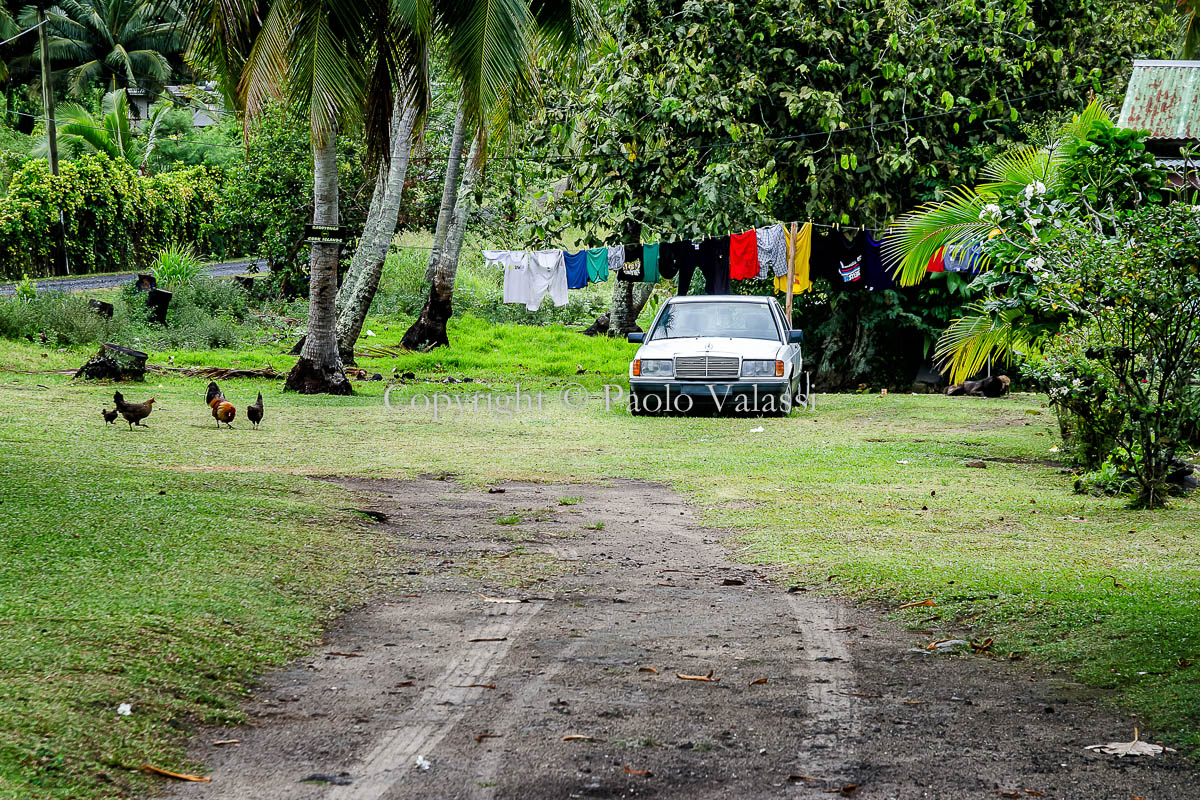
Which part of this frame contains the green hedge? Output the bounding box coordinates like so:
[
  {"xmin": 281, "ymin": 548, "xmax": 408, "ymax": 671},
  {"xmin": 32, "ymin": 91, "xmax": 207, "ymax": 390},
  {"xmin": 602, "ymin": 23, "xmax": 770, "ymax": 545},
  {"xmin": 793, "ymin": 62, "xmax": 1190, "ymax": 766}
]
[{"xmin": 0, "ymin": 154, "xmax": 220, "ymax": 279}]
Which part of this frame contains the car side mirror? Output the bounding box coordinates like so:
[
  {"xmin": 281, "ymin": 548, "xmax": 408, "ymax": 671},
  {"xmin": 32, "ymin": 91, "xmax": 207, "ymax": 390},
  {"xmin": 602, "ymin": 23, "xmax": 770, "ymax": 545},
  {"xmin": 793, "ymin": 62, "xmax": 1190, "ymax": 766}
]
[
  {"xmin": 627, "ymin": 332, "xmax": 645, "ymax": 344},
  {"xmin": 788, "ymin": 330, "xmax": 803, "ymax": 344}
]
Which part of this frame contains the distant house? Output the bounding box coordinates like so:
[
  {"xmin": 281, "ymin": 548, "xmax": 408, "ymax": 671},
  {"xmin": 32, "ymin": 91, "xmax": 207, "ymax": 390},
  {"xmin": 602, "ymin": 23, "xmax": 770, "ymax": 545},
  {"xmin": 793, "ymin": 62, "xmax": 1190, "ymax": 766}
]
[
  {"xmin": 1117, "ymin": 60, "xmax": 1200, "ymax": 184},
  {"xmin": 125, "ymin": 84, "xmax": 223, "ymax": 128}
]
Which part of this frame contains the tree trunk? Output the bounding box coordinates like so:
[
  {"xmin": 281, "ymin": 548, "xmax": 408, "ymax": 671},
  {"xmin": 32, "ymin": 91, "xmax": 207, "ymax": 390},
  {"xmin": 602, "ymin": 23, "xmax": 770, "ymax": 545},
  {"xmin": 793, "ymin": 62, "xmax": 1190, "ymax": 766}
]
[
  {"xmin": 401, "ymin": 134, "xmax": 483, "ymax": 350},
  {"xmin": 424, "ymin": 105, "xmax": 467, "ymax": 283},
  {"xmin": 609, "ymin": 280, "xmax": 654, "ymax": 335},
  {"xmin": 285, "ymin": 133, "xmax": 351, "ymax": 395},
  {"xmin": 335, "ymin": 99, "xmax": 419, "ymax": 362},
  {"xmin": 336, "ymin": 158, "xmax": 387, "ymax": 317},
  {"xmin": 605, "ymin": 221, "xmax": 652, "ymax": 335}
]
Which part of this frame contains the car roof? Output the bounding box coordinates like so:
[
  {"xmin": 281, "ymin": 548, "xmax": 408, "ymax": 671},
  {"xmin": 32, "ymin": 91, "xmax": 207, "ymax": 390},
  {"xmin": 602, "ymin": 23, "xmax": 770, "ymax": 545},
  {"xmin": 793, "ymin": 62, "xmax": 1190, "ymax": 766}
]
[{"xmin": 665, "ymin": 295, "xmax": 772, "ymax": 305}]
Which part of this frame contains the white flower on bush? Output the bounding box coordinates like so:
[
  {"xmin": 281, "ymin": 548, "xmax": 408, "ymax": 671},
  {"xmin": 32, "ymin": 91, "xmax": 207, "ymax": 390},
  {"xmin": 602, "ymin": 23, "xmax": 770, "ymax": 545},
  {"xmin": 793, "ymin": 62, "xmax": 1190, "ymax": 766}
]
[
  {"xmin": 980, "ymin": 203, "xmax": 1002, "ymax": 222},
  {"xmin": 1026, "ymin": 256, "xmax": 1045, "ymax": 271},
  {"xmin": 1023, "ymin": 181, "xmax": 1047, "ymax": 199}
]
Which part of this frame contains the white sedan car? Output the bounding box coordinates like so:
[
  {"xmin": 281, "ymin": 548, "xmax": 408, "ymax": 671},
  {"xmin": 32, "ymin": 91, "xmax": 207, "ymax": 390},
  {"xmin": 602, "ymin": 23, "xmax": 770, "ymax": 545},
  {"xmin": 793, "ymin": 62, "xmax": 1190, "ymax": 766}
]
[{"xmin": 627, "ymin": 295, "xmax": 805, "ymax": 415}]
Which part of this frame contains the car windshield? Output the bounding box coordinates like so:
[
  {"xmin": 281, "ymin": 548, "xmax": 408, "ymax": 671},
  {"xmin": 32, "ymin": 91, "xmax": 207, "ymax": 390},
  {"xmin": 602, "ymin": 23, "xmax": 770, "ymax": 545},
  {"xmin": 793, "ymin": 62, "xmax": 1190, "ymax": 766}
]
[{"xmin": 649, "ymin": 301, "xmax": 780, "ymax": 341}]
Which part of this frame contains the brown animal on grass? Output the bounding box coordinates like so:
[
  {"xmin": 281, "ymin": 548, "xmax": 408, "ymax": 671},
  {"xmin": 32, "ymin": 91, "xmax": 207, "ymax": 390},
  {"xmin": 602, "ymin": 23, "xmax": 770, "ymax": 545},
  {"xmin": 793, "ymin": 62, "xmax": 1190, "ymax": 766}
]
[
  {"xmin": 113, "ymin": 391, "xmax": 155, "ymax": 429},
  {"xmin": 206, "ymin": 381, "xmax": 236, "ymax": 428}
]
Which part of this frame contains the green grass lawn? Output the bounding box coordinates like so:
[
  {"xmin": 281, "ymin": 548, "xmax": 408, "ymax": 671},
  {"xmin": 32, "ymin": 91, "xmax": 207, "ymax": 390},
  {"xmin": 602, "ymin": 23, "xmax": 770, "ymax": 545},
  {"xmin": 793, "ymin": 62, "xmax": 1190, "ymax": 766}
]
[{"xmin": 0, "ymin": 316, "xmax": 1197, "ymax": 798}]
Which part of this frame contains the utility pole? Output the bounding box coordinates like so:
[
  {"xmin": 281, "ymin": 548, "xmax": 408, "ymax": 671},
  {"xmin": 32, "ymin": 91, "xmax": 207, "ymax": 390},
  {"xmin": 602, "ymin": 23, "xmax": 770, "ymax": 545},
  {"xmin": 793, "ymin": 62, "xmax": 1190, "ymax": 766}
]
[{"xmin": 36, "ymin": 6, "xmax": 69, "ymax": 275}]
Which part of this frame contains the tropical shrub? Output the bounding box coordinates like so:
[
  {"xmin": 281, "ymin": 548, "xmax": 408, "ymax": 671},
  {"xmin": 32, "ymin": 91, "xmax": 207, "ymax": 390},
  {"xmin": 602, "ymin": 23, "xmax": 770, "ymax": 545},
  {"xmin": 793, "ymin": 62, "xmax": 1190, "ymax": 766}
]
[
  {"xmin": 1027, "ymin": 205, "xmax": 1200, "ymax": 507},
  {"xmin": 0, "ymin": 153, "xmax": 220, "ymax": 278}
]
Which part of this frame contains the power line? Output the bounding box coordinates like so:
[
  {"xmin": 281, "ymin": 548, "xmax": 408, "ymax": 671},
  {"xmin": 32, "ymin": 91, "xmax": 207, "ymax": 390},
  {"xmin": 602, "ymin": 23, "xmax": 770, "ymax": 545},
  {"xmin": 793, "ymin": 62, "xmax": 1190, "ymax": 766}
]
[{"xmin": 0, "ymin": 19, "xmax": 46, "ymax": 48}]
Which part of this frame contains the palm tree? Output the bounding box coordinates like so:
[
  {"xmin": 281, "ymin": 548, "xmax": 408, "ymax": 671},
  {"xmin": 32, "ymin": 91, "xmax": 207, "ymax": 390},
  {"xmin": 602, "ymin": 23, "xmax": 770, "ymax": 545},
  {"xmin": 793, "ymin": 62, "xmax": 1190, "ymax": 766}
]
[
  {"xmin": 233, "ymin": 0, "xmax": 421, "ymax": 394},
  {"xmin": 34, "ymin": 88, "xmax": 169, "ymax": 169},
  {"xmin": 1180, "ymin": 0, "xmax": 1199, "ymax": 59},
  {"xmin": 397, "ymin": 0, "xmax": 598, "ymax": 351},
  {"xmin": 882, "ymin": 101, "xmax": 1113, "ymax": 382},
  {"xmin": 0, "ymin": 5, "xmax": 17, "ymax": 83},
  {"xmin": 22, "ymin": 0, "xmax": 185, "ymax": 97}
]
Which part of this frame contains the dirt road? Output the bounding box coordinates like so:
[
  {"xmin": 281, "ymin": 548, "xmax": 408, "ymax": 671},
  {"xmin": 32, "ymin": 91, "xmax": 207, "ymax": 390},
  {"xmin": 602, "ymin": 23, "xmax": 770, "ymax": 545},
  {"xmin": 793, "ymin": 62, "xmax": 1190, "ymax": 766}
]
[
  {"xmin": 160, "ymin": 478, "xmax": 1196, "ymax": 799},
  {"xmin": 0, "ymin": 259, "xmax": 267, "ymax": 296}
]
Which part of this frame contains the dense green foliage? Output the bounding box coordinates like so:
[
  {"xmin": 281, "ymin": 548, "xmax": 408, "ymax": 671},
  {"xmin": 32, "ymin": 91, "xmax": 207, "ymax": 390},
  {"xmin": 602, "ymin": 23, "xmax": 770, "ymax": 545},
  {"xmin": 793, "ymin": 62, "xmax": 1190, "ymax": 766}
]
[
  {"xmin": 515, "ymin": 0, "xmax": 1178, "ymax": 387},
  {"xmin": 0, "ymin": 153, "xmax": 218, "ymax": 278},
  {"xmin": 1024, "ymin": 206, "xmax": 1200, "ymax": 507}
]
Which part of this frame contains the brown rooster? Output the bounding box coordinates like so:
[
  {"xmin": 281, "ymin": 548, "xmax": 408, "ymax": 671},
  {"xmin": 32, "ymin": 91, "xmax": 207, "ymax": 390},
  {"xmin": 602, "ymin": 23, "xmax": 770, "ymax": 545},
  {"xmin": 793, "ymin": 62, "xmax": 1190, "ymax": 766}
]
[
  {"xmin": 206, "ymin": 381, "xmax": 236, "ymax": 428},
  {"xmin": 113, "ymin": 391, "xmax": 155, "ymax": 430},
  {"xmin": 246, "ymin": 392, "xmax": 264, "ymax": 428},
  {"xmin": 102, "ymin": 408, "xmax": 118, "ymax": 425}
]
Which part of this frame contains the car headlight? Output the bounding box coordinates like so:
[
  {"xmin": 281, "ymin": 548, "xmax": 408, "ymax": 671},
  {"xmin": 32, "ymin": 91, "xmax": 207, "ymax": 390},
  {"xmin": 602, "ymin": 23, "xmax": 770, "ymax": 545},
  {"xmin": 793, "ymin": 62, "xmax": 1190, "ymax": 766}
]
[
  {"xmin": 635, "ymin": 358, "xmax": 674, "ymax": 377},
  {"xmin": 742, "ymin": 359, "xmax": 785, "ymax": 377}
]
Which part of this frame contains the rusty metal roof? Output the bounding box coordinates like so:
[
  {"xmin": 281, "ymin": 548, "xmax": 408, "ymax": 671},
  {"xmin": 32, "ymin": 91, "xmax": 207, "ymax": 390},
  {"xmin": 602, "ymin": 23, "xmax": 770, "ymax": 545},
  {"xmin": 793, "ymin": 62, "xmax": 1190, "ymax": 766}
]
[{"xmin": 1118, "ymin": 60, "xmax": 1200, "ymax": 142}]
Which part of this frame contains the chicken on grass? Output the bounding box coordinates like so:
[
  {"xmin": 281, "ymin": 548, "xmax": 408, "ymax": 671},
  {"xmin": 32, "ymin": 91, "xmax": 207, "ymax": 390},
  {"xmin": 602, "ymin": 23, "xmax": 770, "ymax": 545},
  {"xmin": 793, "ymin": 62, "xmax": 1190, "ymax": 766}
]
[
  {"xmin": 206, "ymin": 381, "xmax": 237, "ymax": 429},
  {"xmin": 101, "ymin": 408, "xmax": 118, "ymax": 425},
  {"xmin": 112, "ymin": 392, "xmax": 155, "ymax": 430},
  {"xmin": 246, "ymin": 392, "xmax": 264, "ymax": 428}
]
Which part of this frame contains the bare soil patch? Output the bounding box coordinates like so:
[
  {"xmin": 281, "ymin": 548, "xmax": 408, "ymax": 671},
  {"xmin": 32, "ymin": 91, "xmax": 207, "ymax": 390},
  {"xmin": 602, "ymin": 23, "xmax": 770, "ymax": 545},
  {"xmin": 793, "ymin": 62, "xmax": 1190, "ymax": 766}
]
[{"xmin": 158, "ymin": 478, "xmax": 1197, "ymax": 799}]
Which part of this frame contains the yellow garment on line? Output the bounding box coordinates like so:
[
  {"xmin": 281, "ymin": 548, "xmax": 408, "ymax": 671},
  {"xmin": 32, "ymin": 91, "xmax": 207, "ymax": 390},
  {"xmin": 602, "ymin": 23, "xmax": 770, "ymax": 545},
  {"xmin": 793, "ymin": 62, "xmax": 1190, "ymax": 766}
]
[{"xmin": 775, "ymin": 222, "xmax": 812, "ymax": 294}]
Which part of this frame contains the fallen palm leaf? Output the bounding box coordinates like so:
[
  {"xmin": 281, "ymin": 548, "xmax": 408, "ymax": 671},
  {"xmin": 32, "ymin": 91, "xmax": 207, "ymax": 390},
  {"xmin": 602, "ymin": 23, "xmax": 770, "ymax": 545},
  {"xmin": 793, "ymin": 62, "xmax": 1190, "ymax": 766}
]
[
  {"xmin": 638, "ymin": 666, "xmax": 659, "ymax": 674},
  {"xmin": 140, "ymin": 765, "xmax": 211, "ymax": 782},
  {"xmin": 1085, "ymin": 728, "xmax": 1175, "ymax": 757},
  {"xmin": 898, "ymin": 599, "xmax": 937, "ymax": 610},
  {"xmin": 788, "ymin": 775, "xmax": 820, "ymax": 783},
  {"xmin": 622, "ymin": 765, "xmax": 653, "ymax": 777},
  {"xmin": 677, "ymin": 670, "xmax": 718, "ymax": 682},
  {"xmin": 454, "ymin": 683, "xmax": 496, "ymax": 690},
  {"xmin": 469, "ymin": 636, "xmax": 508, "ymax": 642},
  {"xmin": 475, "ymin": 732, "xmax": 501, "ymax": 743},
  {"xmin": 478, "ymin": 593, "xmax": 522, "ymax": 604},
  {"xmin": 749, "ymin": 677, "xmax": 767, "ymax": 685},
  {"xmin": 211, "ymin": 739, "xmax": 240, "ymax": 746},
  {"xmin": 562, "ymin": 735, "xmax": 603, "ymax": 742}
]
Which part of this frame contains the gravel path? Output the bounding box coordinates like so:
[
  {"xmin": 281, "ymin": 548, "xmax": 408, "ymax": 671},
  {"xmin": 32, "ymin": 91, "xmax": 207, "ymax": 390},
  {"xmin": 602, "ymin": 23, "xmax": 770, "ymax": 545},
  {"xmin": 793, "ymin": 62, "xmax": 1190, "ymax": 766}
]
[{"xmin": 0, "ymin": 259, "xmax": 269, "ymax": 296}]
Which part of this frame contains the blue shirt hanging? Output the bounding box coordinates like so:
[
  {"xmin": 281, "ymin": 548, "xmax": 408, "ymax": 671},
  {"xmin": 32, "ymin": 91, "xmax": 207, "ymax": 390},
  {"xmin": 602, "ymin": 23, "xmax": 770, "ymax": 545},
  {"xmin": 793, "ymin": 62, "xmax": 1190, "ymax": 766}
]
[{"xmin": 563, "ymin": 250, "xmax": 589, "ymax": 289}]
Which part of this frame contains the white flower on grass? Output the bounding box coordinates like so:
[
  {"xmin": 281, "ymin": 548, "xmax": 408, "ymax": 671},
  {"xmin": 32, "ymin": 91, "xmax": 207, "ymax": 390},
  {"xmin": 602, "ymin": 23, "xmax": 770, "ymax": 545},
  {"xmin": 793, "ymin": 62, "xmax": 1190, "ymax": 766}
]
[{"xmin": 117, "ymin": 703, "xmax": 132, "ymax": 716}]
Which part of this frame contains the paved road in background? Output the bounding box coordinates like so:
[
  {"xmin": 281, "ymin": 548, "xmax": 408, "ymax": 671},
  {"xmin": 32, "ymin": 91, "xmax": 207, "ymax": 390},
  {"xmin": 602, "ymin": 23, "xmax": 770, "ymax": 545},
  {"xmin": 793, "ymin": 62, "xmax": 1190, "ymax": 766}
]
[{"xmin": 0, "ymin": 259, "xmax": 269, "ymax": 296}]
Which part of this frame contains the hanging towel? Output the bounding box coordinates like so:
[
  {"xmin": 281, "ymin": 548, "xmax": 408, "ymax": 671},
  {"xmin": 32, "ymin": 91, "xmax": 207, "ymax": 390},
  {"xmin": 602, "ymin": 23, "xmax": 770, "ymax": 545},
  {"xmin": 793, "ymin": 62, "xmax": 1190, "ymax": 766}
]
[
  {"xmin": 607, "ymin": 244, "xmax": 625, "ymax": 276},
  {"xmin": 586, "ymin": 247, "xmax": 609, "ymax": 282},
  {"xmin": 484, "ymin": 249, "xmax": 531, "ymax": 306},
  {"xmin": 527, "ymin": 249, "xmax": 569, "ymax": 311},
  {"xmin": 617, "ymin": 244, "xmax": 644, "ymax": 282},
  {"xmin": 658, "ymin": 240, "xmax": 684, "ymax": 280},
  {"xmin": 563, "ymin": 249, "xmax": 588, "ymax": 289},
  {"xmin": 729, "ymin": 229, "xmax": 759, "ymax": 280},
  {"xmin": 641, "ymin": 242, "xmax": 660, "ymax": 282},
  {"xmin": 700, "ymin": 235, "xmax": 732, "ymax": 294},
  {"xmin": 926, "ymin": 246, "xmax": 945, "ymax": 273},
  {"xmin": 775, "ymin": 224, "xmax": 813, "ymax": 294},
  {"xmin": 755, "ymin": 223, "xmax": 788, "ymax": 278},
  {"xmin": 862, "ymin": 233, "xmax": 895, "ymax": 290},
  {"xmin": 676, "ymin": 240, "xmax": 703, "ymax": 295}
]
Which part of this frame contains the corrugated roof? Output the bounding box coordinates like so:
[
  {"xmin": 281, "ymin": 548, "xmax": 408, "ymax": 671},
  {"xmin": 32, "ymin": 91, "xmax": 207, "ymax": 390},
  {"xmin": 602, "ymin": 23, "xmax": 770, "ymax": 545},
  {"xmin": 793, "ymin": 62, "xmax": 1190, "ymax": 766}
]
[{"xmin": 1118, "ymin": 60, "xmax": 1200, "ymax": 141}]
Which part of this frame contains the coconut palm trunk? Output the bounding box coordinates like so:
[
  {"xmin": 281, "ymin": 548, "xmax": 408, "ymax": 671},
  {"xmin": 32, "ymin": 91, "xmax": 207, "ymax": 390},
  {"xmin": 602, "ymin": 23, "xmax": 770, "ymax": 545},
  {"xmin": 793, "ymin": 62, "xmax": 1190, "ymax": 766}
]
[
  {"xmin": 424, "ymin": 105, "xmax": 468, "ymax": 282},
  {"xmin": 401, "ymin": 134, "xmax": 483, "ymax": 349},
  {"xmin": 285, "ymin": 133, "xmax": 351, "ymax": 394},
  {"xmin": 335, "ymin": 98, "xmax": 419, "ymax": 361},
  {"xmin": 610, "ymin": 280, "xmax": 654, "ymax": 335}
]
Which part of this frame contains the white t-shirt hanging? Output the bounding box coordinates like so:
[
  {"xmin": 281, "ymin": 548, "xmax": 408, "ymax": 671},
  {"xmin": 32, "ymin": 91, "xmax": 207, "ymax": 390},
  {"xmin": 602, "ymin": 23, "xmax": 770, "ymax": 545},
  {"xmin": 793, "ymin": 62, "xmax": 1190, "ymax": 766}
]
[
  {"xmin": 484, "ymin": 249, "xmax": 531, "ymax": 306},
  {"xmin": 607, "ymin": 245, "xmax": 625, "ymax": 275},
  {"xmin": 527, "ymin": 249, "xmax": 569, "ymax": 311}
]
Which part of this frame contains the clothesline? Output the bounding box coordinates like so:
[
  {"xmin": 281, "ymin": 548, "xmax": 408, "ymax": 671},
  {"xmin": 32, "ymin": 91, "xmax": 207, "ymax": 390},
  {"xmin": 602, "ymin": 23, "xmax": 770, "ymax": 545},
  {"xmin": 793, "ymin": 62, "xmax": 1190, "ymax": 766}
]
[{"xmin": 482, "ymin": 219, "xmax": 984, "ymax": 312}]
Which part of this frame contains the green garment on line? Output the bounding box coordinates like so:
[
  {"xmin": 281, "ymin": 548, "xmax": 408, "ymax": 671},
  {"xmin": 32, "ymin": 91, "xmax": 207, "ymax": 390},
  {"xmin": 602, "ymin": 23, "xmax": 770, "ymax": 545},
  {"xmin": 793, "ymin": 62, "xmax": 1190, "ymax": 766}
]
[
  {"xmin": 641, "ymin": 242, "xmax": 660, "ymax": 282},
  {"xmin": 586, "ymin": 248, "xmax": 609, "ymax": 282}
]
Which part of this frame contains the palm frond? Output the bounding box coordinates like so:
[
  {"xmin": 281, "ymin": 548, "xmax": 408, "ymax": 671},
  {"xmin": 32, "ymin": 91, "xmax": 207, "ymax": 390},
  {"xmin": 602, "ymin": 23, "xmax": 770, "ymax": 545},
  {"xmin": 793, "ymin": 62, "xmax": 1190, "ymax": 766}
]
[
  {"xmin": 934, "ymin": 305, "xmax": 1043, "ymax": 384},
  {"xmin": 977, "ymin": 145, "xmax": 1060, "ymax": 196},
  {"xmin": 442, "ymin": 0, "xmax": 537, "ymax": 131},
  {"xmin": 1053, "ymin": 98, "xmax": 1114, "ymax": 160},
  {"xmin": 881, "ymin": 187, "xmax": 998, "ymax": 287},
  {"xmin": 141, "ymin": 100, "xmax": 171, "ymax": 168},
  {"xmin": 1182, "ymin": 1, "xmax": 1200, "ymax": 59}
]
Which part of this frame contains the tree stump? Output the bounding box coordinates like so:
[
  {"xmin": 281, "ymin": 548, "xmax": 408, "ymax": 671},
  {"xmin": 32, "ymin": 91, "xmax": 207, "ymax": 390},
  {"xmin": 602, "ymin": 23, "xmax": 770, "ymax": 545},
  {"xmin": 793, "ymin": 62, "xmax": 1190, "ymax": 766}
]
[
  {"xmin": 74, "ymin": 343, "xmax": 148, "ymax": 381},
  {"xmin": 146, "ymin": 288, "xmax": 172, "ymax": 325},
  {"xmin": 136, "ymin": 273, "xmax": 157, "ymax": 291}
]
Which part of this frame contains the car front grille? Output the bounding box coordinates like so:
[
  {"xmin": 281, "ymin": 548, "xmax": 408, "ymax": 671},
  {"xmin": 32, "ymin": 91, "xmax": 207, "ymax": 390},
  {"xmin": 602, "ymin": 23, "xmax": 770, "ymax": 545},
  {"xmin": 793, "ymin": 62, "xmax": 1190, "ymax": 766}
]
[{"xmin": 674, "ymin": 356, "xmax": 740, "ymax": 379}]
